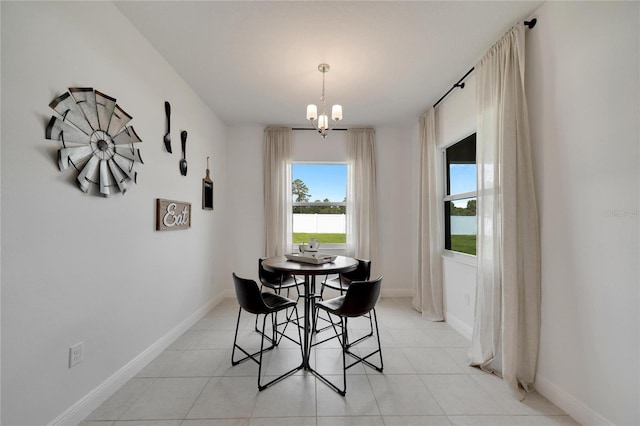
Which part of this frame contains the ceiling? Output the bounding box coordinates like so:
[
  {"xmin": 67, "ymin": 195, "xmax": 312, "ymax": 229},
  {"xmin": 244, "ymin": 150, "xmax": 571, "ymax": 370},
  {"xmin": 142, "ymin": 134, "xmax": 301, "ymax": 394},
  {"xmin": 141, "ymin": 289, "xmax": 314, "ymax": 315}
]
[{"xmin": 114, "ymin": 1, "xmax": 542, "ymax": 128}]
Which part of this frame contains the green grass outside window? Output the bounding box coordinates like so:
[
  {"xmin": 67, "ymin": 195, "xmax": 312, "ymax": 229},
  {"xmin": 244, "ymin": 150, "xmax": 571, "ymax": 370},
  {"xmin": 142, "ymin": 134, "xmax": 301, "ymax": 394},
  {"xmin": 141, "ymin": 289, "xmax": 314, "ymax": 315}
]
[
  {"xmin": 293, "ymin": 233, "xmax": 346, "ymax": 244},
  {"xmin": 293, "ymin": 233, "xmax": 476, "ymax": 255},
  {"xmin": 450, "ymin": 235, "xmax": 476, "ymax": 256}
]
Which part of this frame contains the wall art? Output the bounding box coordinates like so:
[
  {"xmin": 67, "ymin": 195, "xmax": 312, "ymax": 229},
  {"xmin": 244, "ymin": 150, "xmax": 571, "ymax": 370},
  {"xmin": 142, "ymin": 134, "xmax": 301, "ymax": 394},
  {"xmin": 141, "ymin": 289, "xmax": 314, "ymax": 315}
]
[
  {"xmin": 180, "ymin": 130, "xmax": 188, "ymax": 176},
  {"xmin": 45, "ymin": 87, "xmax": 143, "ymax": 197},
  {"xmin": 163, "ymin": 101, "xmax": 172, "ymax": 153},
  {"xmin": 202, "ymin": 157, "xmax": 213, "ymax": 210},
  {"xmin": 156, "ymin": 198, "xmax": 191, "ymax": 231}
]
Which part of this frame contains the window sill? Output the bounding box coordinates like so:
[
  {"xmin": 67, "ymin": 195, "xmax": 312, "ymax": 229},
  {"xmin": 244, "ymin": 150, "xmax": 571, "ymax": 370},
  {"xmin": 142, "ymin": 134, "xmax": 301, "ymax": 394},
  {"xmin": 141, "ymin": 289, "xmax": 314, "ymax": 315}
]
[
  {"xmin": 442, "ymin": 250, "xmax": 477, "ymax": 267},
  {"xmin": 289, "ymin": 244, "xmax": 346, "ymax": 256}
]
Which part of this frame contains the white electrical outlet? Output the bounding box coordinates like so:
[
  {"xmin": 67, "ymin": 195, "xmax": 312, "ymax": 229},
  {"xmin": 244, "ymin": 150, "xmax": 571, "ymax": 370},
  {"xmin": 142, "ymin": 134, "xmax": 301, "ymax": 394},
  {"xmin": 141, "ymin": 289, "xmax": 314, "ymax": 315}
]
[
  {"xmin": 69, "ymin": 342, "xmax": 84, "ymax": 368},
  {"xmin": 464, "ymin": 293, "xmax": 471, "ymax": 306}
]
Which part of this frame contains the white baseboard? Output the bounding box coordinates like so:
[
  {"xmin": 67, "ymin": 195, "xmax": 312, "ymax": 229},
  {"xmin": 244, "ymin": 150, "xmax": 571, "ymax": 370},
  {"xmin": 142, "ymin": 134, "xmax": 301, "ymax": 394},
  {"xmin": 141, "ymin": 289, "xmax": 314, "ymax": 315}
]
[
  {"xmin": 444, "ymin": 310, "xmax": 473, "ymax": 340},
  {"xmin": 439, "ymin": 317, "xmax": 610, "ymax": 425},
  {"xmin": 534, "ymin": 373, "xmax": 613, "ymax": 426},
  {"xmin": 49, "ymin": 294, "xmax": 227, "ymax": 426},
  {"xmin": 380, "ymin": 288, "xmax": 413, "ymax": 298}
]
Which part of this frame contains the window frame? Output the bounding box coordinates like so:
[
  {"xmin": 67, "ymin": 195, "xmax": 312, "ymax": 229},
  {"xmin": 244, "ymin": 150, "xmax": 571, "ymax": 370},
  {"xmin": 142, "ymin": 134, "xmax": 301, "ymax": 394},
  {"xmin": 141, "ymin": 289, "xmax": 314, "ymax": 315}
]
[
  {"xmin": 443, "ymin": 132, "xmax": 477, "ymax": 257},
  {"xmin": 291, "ymin": 162, "xmax": 348, "ymax": 253}
]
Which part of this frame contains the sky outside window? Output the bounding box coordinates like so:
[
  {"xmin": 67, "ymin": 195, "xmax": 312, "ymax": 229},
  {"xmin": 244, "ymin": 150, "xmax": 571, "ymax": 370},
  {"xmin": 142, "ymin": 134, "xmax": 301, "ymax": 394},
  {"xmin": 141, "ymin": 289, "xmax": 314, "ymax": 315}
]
[
  {"xmin": 446, "ymin": 133, "xmax": 477, "ymax": 208},
  {"xmin": 292, "ymin": 163, "xmax": 347, "ymax": 202},
  {"xmin": 449, "ymin": 163, "xmax": 477, "ymax": 206}
]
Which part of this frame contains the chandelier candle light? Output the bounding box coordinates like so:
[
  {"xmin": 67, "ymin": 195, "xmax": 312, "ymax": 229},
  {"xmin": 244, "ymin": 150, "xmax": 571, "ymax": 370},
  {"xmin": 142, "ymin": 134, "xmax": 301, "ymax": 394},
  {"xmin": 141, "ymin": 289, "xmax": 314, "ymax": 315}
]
[{"xmin": 306, "ymin": 63, "xmax": 343, "ymax": 138}]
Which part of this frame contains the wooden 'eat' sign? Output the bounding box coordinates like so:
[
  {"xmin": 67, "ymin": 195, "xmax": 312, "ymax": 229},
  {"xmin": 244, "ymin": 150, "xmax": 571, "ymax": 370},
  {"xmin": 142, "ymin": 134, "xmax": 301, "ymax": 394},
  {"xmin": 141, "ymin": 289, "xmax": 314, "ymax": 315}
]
[{"xmin": 156, "ymin": 199, "xmax": 191, "ymax": 231}]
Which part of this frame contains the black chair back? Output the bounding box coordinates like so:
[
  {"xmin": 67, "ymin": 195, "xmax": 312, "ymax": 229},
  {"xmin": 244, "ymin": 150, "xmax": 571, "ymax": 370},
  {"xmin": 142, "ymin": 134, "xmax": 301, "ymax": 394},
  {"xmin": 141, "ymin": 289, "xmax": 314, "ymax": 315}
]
[
  {"xmin": 259, "ymin": 258, "xmax": 292, "ymax": 286},
  {"xmin": 336, "ymin": 276, "xmax": 382, "ymax": 317},
  {"xmin": 340, "ymin": 258, "xmax": 371, "ymax": 285},
  {"xmin": 233, "ymin": 273, "xmax": 269, "ymax": 315}
]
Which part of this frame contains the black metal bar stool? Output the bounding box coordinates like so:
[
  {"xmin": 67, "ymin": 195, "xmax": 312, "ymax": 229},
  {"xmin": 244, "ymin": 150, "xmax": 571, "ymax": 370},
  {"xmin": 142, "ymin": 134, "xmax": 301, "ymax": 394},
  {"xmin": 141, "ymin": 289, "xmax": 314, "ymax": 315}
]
[
  {"xmin": 312, "ymin": 276, "xmax": 384, "ymax": 395},
  {"xmin": 259, "ymin": 257, "xmax": 303, "ymax": 297},
  {"xmin": 257, "ymin": 258, "xmax": 304, "ymax": 340},
  {"xmin": 231, "ymin": 273, "xmax": 303, "ymax": 391},
  {"xmin": 317, "ymin": 258, "xmax": 373, "ymax": 340}
]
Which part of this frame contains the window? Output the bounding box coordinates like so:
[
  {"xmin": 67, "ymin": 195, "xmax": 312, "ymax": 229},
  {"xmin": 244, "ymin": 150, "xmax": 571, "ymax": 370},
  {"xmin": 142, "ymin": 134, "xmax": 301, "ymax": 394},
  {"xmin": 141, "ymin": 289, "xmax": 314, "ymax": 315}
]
[
  {"xmin": 292, "ymin": 163, "xmax": 347, "ymax": 248},
  {"xmin": 444, "ymin": 133, "xmax": 477, "ymax": 255}
]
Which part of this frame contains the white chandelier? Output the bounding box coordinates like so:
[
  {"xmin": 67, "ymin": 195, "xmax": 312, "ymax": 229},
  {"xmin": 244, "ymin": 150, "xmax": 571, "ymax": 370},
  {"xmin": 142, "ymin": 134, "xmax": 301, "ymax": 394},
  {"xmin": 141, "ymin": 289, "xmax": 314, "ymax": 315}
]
[{"xmin": 306, "ymin": 63, "xmax": 343, "ymax": 138}]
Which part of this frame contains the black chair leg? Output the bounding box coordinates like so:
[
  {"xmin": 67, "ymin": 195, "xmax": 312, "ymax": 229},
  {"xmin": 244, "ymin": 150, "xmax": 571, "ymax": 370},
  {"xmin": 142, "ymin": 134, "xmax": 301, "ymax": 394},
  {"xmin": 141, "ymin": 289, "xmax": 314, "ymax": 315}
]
[
  {"xmin": 374, "ymin": 309, "xmax": 384, "ymax": 370},
  {"xmin": 233, "ymin": 306, "xmax": 304, "ymax": 391},
  {"xmin": 232, "ymin": 308, "xmax": 276, "ymax": 366},
  {"xmin": 312, "ymin": 308, "xmax": 384, "ymax": 396},
  {"xmin": 278, "ymin": 296, "xmax": 303, "ymax": 339},
  {"xmin": 257, "ymin": 306, "xmax": 303, "ymax": 391},
  {"xmin": 340, "ymin": 317, "xmax": 348, "ymax": 395},
  {"xmin": 275, "ymin": 306, "xmax": 302, "ymax": 346},
  {"xmin": 345, "ymin": 314, "xmax": 374, "ymax": 349},
  {"xmin": 309, "ymin": 310, "xmax": 347, "ymax": 396},
  {"xmin": 311, "ymin": 307, "xmax": 342, "ymax": 347},
  {"xmin": 256, "ymin": 287, "xmax": 303, "ymax": 341},
  {"xmin": 345, "ymin": 308, "xmax": 383, "ymax": 372},
  {"xmin": 257, "ymin": 313, "xmax": 268, "ymax": 389},
  {"xmin": 231, "ymin": 306, "xmax": 242, "ymax": 364},
  {"xmin": 314, "ymin": 283, "xmax": 341, "ymax": 333}
]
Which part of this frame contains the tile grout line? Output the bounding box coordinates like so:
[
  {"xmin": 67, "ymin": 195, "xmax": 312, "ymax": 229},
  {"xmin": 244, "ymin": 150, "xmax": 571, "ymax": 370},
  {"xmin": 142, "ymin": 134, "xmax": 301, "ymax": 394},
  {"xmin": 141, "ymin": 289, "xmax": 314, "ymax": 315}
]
[{"xmin": 181, "ymin": 376, "xmax": 215, "ymax": 423}]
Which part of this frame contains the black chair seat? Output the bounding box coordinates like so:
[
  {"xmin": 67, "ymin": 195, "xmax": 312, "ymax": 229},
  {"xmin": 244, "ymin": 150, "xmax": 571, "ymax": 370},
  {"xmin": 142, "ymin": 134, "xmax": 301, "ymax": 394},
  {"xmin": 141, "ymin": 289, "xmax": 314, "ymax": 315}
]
[
  {"xmin": 262, "ymin": 292, "xmax": 297, "ymax": 311},
  {"xmin": 322, "ymin": 276, "xmax": 350, "ymax": 293},
  {"xmin": 316, "ymin": 296, "xmax": 345, "ymax": 314}
]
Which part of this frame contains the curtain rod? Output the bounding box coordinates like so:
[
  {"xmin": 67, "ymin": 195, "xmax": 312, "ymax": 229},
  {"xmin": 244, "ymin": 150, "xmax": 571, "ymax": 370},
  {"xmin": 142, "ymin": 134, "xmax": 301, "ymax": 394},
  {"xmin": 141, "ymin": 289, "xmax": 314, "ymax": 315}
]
[
  {"xmin": 432, "ymin": 18, "xmax": 537, "ymax": 109},
  {"xmin": 292, "ymin": 128, "xmax": 348, "ymax": 131}
]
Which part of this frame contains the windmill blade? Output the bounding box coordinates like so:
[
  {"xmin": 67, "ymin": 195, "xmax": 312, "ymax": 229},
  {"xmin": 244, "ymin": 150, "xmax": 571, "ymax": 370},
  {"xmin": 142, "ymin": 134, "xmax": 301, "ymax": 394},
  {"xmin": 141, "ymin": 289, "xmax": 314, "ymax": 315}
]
[
  {"xmin": 107, "ymin": 159, "xmax": 129, "ymax": 194},
  {"xmin": 58, "ymin": 146, "xmax": 92, "ymax": 171},
  {"xmin": 48, "ymin": 93, "xmax": 93, "ymax": 135},
  {"xmin": 99, "ymin": 160, "xmax": 114, "ymax": 197},
  {"xmin": 107, "ymin": 104, "xmax": 132, "ymax": 136},
  {"xmin": 114, "ymin": 146, "xmax": 143, "ymax": 164},
  {"xmin": 45, "ymin": 117, "xmax": 91, "ymax": 146},
  {"xmin": 77, "ymin": 155, "xmax": 100, "ymax": 193},
  {"xmin": 69, "ymin": 87, "xmax": 100, "ymax": 132},
  {"xmin": 96, "ymin": 91, "xmax": 117, "ymax": 132},
  {"xmin": 112, "ymin": 126, "xmax": 142, "ymax": 145},
  {"xmin": 112, "ymin": 156, "xmax": 136, "ymax": 181}
]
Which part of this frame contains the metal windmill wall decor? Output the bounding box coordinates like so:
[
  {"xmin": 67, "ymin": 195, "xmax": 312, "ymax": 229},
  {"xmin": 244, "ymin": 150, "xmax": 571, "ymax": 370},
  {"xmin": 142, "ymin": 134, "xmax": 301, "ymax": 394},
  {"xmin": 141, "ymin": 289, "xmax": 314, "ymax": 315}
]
[{"xmin": 45, "ymin": 87, "xmax": 143, "ymax": 197}]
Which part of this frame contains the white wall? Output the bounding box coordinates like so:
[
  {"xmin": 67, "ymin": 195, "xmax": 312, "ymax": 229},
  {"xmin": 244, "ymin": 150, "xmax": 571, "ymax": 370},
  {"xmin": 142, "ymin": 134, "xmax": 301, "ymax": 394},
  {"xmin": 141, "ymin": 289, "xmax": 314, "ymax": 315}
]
[
  {"xmin": 442, "ymin": 257, "xmax": 476, "ymax": 339},
  {"xmin": 435, "ymin": 73, "xmax": 478, "ymax": 337},
  {"xmin": 526, "ymin": 2, "xmax": 639, "ymax": 425},
  {"xmin": 1, "ymin": 2, "xmax": 228, "ymax": 425},
  {"xmin": 434, "ymin": 2, "xmax": 640, "ymax": 424},
  {"xmin": 376, "ymin": 126, "xmax": 418, "ymax": 296},
  {"xmin": 225, "ymin": 126, "xmax": 264, "ymax": 281},
  {"xmin": 226, "ymin": 126, "xmax": 416, "ymax": 296}
]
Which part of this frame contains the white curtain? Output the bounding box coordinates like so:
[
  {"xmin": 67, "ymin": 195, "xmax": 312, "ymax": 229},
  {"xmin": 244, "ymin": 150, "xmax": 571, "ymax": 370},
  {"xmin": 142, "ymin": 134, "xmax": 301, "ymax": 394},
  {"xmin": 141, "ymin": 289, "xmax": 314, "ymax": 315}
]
[
  {"xmin": 469, "ymin": 23, "xmax": 541, "ymax": 399},
  {"xmin": 413, "ymin": 108, "xmax": 444, "ymax": 321},
  {"xmin": 263, "ymin": 127, "xmax": 293, "ymax": 257},
  {"xmin": 346, "ymin": 129, "xmax": 379, "ymax": 272}
]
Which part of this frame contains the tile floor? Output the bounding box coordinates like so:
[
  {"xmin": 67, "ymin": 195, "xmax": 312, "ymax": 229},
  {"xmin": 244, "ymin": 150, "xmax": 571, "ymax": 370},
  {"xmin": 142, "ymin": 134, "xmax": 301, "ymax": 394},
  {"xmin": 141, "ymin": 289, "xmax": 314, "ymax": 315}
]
[{"xmin": 81, "ymin": 297, "xmax": 579, "ymax": 426}]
